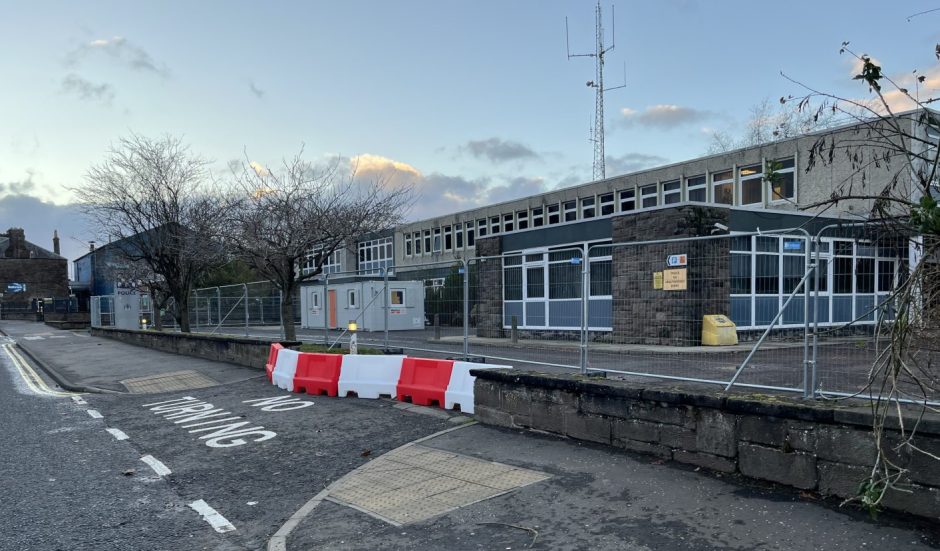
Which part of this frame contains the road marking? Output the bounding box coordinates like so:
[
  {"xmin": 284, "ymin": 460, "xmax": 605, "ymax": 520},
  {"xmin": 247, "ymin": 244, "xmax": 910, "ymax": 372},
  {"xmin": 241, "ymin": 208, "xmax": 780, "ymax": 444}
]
[
  {"xmin": 71, "ymin": 396, "xmax": 87, "ymax": 405},
  {"xmin": 188, "ymin": 499, "xmax": 236, "ymax": 533},
  {"xmin": 22, "ymin": 336, "xmax": 45, "ymax": 341},
  {"xmin": 106, "ymin": 428, "xmax": 129, "ymax": 441},
  {"xmin": 2, "ymin": 344, "xmax": 73, "ymax": 397},
  {"xmin": 140, "ymin": 455, "xmax": 172, "ymax": 477},
  {"xmin": 87, "ymin": 409, "xmax": 103, "ymax": 419}
]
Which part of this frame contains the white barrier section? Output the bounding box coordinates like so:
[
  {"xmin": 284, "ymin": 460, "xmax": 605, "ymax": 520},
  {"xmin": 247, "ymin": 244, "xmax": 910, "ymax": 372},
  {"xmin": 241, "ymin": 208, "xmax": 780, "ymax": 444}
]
[
  {"xmin": 337, "ymin": 355, "xmax": 406, "ymax": 399},
  {"xmin": 272, "ymin": 349, "xmax": 301, "ymax": 392},
  {"xmin": 445, "ymin": 362, "xmax": 511, "ymax": 414}
]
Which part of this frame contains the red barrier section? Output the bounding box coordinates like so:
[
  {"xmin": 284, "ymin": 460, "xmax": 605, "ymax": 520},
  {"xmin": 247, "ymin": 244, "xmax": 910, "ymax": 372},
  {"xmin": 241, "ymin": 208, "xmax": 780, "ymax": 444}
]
[
  {"xmin": 396, "ymin": 358, "xmax": 455, "ymax": 407},
  {"xmin": 266, "ymin": 343, "xmax": 284, "ymax": 382},
  {"xmin": 293, "ymin": 353, "xmax": 344, "ymax": 397}
]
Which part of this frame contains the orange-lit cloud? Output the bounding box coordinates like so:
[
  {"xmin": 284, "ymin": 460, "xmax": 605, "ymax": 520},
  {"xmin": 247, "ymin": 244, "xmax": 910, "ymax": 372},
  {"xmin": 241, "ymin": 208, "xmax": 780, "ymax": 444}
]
[{"xmin": 351, "ymin": 154, "xmax": 422, "ymax": 178}]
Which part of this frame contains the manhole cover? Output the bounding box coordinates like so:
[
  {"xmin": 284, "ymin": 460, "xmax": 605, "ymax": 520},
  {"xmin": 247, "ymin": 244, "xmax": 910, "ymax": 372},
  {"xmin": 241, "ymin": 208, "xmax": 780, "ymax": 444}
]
[
  {"xmin": 121, "ymin": 370, "xmax": 218, "ymax": 394},
  {"xmin": 328, "ymin": 444, "xmax": 550, "ymax": 526}
]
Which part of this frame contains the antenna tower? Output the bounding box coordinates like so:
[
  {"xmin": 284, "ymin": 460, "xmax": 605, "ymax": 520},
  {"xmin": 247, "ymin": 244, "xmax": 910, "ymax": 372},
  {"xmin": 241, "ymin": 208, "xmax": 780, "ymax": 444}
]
[{"xmin": 566, "ymin": 2, "xmax": 625, "ymax": 181}]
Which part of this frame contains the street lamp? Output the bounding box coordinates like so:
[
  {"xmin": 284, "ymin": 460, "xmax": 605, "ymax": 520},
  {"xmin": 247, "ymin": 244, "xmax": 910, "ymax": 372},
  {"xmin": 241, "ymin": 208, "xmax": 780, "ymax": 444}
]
[{"xmin": 348, "ymin": 320, "xmax": 358, "ymax": 354}]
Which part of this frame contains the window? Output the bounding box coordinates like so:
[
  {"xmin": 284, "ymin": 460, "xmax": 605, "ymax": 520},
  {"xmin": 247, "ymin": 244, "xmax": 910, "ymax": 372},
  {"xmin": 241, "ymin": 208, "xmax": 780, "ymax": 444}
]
[
  {"xmin": 304, "ymin": 245, "xmax": 343, "ymax": 275},
  {"xmin": 782, "ymin": 238, "xmax": 805, "ymax": 293},
  {"xmin": 856, "ymin": 258, "xmax": 875, "ymax": 293},
  {"xmin": 432, "ymin": 228, "xmax": 442, "ymax": 252},
  {"xmin": 503, "ymin": 255, "xmax": 523, "ymax": 301},
  {"xmin": 443, "ymin": 225, "xmax": 453, "ymax": 251},
  {"xmin": 490, "ymin": 216, "xmax": 500, "ymax": 235},
  {"xmin": 532, "ymin": 207, "xmax": 544, "ymax": 227},
  {"xmin": 455, "ymin": 224, "xmax": 464, "ymax": 249},
  {"xmin": 581, "ymin": 196, "xmax": 596, "ymax": 218},
  {"xmin": 310, "ymin": 291, "xmax": 320, "ymax": 308},
  {"xmin": 687, "ymin": 175, "xmax": 706, "ymax": 202},
  {"xmin": 549, "ymin": 257, "xmax": 581, "ymax": 299},
  {"xmin": 357, "ymin": 236, "xmax": 393, "ymax": 273},
  {"xmin": 563, "ymin": 200, "xmax": 577, "ymax": 222},
  {"xmin": 516, "ymin": 210, "xmax": 529, "ymax": 230},
  {"xmin": 663, "ymin": 181, "xmax": 681, "ymax": 205},
  {"xmin": 414, "ymin": 233, "xmax": 422, "ymax": 255},
  {"xmin": 739, "ymin": 164, "xmax": 763, "ymax": 205},
  {"xmin": 712, "ymin": 170, "xmax": 734, "ymax": 205},
  {"xmin": 641, "ymin": 184, "xmax": 658, "ymax": 208},
  {"xmin": 768, "ymin": 157, "xmax": 796, "ymax": 201},
  {"xmin": 477, "ymin": 219, "xmax": 487, "ymax": 238},
  {"xmin": 423, "ymin": 230, "xmax": 431, "ymax": 254},
  {"xmin": 878, "ymin": 260, "xmax": 895, "ymax": 292},
  {"xmin": 390, "ymin": 289, "xmax": 405, "ymax": 306},
  {"xmin": 731, "ymin": 253, "xmax": 751, "ymax": 294},
  {"xmin": 526, "ymin": 267, "xmax": 545, "ymax": 298},
  {"xmin": 547, "ymin": 204, "xmax": 560, "ymax": 224},
  {"xmin": 599, "ymin": 193, "xmax": 615, "ymax": 215},
  {"xmin": 466, "ymin": 222, "xmax": 475, "ymax": 247},
  {"xmin": 405, "ymin": 234, "xmax": 412, "ymax": 257},
  {"xmin": 619, "ymin": 189, "xmax": 635, "ymax": 211},
  {"xmin": 503, "ymin": 213, "xmax": 514, "ymax": 233},
  {"xmin": 833, "ymin": 240, "xmax": 853, "ymax": 293},
  {"xmin": 347, "ymin": 289, "xmax": 358, "ymax": 309}
]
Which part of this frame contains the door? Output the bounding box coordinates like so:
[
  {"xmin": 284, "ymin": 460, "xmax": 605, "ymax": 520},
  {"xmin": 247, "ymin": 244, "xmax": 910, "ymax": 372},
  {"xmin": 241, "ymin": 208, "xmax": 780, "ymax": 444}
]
[{"xmin": 328, "ymin": 289, "xmax": 337, "ymax": 329}]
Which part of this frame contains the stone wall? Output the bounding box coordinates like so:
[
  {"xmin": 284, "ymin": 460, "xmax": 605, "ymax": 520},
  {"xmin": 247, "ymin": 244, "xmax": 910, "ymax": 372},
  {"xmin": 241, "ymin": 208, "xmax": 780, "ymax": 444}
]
[
  {"xmin": 474, "ymin": 236, "xmax": 504, "ymax": 338},
  {"xmin": 91, "ymin": 327, "xmax": 300, "ymax": 369},
  {"xmin": 611, "ymin": 206, "xmax": 731, "ymax": 345},
  {"xmin": 0, "ymin": 257, "xmax": 69, "ymax": 306},
  {"xmin": 473, "ymin": 369, "xmax": 940, "ymax": 520}
]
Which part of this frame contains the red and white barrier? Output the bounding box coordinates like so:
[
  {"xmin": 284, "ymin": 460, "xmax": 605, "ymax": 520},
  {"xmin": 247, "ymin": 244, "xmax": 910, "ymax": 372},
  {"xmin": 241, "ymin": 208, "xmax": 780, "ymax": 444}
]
[
  {"xmin": 338, "ymin": 355, "xmax": 406, "ymax": 399},
  {"xmin": 271, "ymin": 349, "xmax": 301, "ymax": 392},
  {"xmin": 263, "ymin": 344, "xmax": 509, "ymax": 414},
  {"xmin": 445, "ymin": 362, "xmax": 510, "ymax": 414}
]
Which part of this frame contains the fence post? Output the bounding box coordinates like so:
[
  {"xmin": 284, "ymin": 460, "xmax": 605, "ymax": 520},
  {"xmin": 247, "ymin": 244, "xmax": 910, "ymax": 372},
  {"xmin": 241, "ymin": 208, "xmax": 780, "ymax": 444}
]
[
  {"xmin": 216, "ymin": 287, "xmax": 222, "ymax": 330},
  {"xmin": 462, "ymin": 259, "xmax": 469, "ymax": 359},
  {"xmin": 323, "ymin": 273, "xmax": 330, "ymax": 346},
  {"xmin": 802, "ymin": 235, "xmax": 813, "ymax": 399},
  {"xmin": 580, "ymin": 244, "xmax": 589, "ymax": 375},
  {"xmin": 383, "ymin": 267, "xmax": 390, "ymax": 350},
  {"xmin": 278, "ymin": 289, "xmax": 284, "ymax": 340},
  {"xmin": 194, "ymin": 292, "xmax": 200, "ymax": 331},
  {"xmin": 243, "ymin": 283, "xmax": 249, "ymax": 337}
]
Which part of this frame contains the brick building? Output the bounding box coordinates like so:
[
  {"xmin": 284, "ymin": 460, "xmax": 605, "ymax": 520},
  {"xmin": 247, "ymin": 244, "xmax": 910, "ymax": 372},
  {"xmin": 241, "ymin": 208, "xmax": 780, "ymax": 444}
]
[{"xmin": 0, "ymin": 228, "xmax": 69, "ymax": 312}]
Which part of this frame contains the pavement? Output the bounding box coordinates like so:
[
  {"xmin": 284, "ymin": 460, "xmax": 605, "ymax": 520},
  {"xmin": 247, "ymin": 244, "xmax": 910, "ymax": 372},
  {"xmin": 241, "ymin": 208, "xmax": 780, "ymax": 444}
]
[{"xmin": 2, "ymin": 319, "xmax": 939, "ymax": 550}]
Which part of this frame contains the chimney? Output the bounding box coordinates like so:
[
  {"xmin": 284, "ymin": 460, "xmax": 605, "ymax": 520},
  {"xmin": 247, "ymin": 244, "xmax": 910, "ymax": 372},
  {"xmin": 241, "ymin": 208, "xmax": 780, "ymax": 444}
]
[
  {"xmin": 4, "ymin": 228, "xmax": 29, "ymax": 259},
  {"xmin": 53, "ymin": 230, "xmax": 61, "ymax": 256},
  {"xmin": 89, "ymin": 241, "xmax": 96, "ymax": 252}
]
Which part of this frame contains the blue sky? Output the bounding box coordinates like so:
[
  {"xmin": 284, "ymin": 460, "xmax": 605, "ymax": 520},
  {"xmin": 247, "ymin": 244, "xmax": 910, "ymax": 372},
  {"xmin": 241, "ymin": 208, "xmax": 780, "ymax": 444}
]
[{"xmin": 1, "ymin": 0, "xmax": 938, "ymax": 263}]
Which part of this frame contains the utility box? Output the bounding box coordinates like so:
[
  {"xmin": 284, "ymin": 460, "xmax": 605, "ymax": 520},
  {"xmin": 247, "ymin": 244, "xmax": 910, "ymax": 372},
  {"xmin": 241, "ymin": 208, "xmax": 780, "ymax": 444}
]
[{"xmin": 702, "ymin": 315, "xmax": 738, "ymax": 346}]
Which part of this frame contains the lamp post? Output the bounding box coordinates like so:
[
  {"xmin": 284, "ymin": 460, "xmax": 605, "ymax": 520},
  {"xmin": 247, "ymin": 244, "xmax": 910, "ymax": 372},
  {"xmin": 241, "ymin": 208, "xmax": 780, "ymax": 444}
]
[{"xmin": 348, "ymin": 320, "xmax": 358, "ymax": 354}]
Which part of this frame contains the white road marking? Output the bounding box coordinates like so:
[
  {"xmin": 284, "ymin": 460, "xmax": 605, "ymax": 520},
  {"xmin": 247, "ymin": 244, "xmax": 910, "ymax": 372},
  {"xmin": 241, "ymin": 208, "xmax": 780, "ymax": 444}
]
[
  {"xmin": 188, "ymin": 499, "xmax": 236, "ymax": 533},
  {"xmin": 22, "ymin": 336, "xmax": 45, "ymax": 341},
  {"xmin": 140, "ymin": 455, "xmax": 172, "ymax": 477},
  {"xmin": 71, "ymin": 396, "xmax": 87, "ymax": 405},
  {"xmin": 2, "ymin": 344, "xmax": 73, "ymax": 398},
  {"xmin": 106, "ymin": 428, "xmax": 129, "ymax": 441},
  {"xmin": 87, "ymin": 409, "xmax": 103, "ymax": 419}
]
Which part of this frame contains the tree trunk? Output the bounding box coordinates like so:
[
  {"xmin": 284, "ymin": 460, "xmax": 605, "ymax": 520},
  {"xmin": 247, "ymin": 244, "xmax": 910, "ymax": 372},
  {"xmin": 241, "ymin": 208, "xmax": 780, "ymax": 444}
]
[
  {"xmin": 152, "ymin": 290, "xmax": 164, "ymax": 331},
  {"xmin": 281, "ymin": 289, "xmax": 296, "ymax": 341},
  {"xmin": 177, "ymin": 292, "xmax": 191, "ymax": 333}
]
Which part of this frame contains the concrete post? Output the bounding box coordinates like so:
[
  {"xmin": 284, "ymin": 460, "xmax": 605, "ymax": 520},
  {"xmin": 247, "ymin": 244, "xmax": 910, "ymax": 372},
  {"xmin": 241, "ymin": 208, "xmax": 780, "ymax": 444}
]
[{"xmin": 510, "ymin": 315, "xmax": 518, "ymax": 344}]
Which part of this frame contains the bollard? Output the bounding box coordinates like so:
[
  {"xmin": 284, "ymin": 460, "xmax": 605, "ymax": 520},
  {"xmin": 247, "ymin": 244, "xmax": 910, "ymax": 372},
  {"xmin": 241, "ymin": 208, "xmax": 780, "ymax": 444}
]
[
  {"xmin": 511, "ymin": 315, "xmax": 518, "ymax": 344},
  {"xmin": 434, "ymin": 314, "xmax": 441, "ymax": 341}
]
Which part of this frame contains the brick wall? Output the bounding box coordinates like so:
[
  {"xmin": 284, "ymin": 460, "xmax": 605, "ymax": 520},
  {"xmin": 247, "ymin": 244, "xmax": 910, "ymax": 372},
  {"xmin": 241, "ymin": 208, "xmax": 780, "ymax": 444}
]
[
  {"xmin": 474, "ymin": 236, "xmax": 505, "ymax": 338},
  {"xmin": 0, "ymin": 258, "xmax": 69, "ymax": 306},
  {"xmin": 473, "ymin": 369, "xmax": 940, "ymax": 520},
  {"xmin": 611, "ymin": 206, "xmax": 731, "ymax": 345}
]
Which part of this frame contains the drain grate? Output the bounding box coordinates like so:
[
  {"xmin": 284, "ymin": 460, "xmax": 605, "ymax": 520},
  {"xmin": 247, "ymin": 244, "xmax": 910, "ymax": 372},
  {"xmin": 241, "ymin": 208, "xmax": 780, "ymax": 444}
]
[{"xmin": 121, "ymin": 370, "xmax": 218, "ymax": 394}]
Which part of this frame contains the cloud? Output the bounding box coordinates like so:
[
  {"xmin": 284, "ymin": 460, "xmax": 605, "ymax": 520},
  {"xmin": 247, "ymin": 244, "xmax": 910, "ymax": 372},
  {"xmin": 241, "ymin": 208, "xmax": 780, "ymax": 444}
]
[
  {"xmin": 248, "ymin": 161, "xmax": 269, "ymax": 178},
  {"xmin": 249, "ymin": 80, "xmax": 265, "ymax": 99},
  {"xmin": 618, "ymin": 104, "xmax": 712, "ymax": 128},
  {"xmin": 486, "ymin": 176, "xmax": 549, "ymax": 204},
  {"xmin": 61, "ymin": 73, "xmax": 115, "ymax": 105},
  {"xmin": 352, "ymin": 154, "xmax": 422, "ymax": 179},
  {"xmin": 605, "ymin": 152, "xmax": 668, "ymax": 176},
  {"xmin": 68, "ymin": 36, "xmax": 169, "ymax": 77},
  {"xmin": 460, "ymin": 138, "xmax": 540, "ymax": 163},
  {"xmin": 0, "ymin": 170, "xmax": 37, "ymax": 196}
]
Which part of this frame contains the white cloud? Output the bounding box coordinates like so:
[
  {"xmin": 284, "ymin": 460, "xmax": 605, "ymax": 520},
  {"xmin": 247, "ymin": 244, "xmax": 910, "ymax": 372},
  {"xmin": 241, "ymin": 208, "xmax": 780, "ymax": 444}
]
[{"xmin": 618, "ymin": 104, "xmax": 712, "ymax": 128}]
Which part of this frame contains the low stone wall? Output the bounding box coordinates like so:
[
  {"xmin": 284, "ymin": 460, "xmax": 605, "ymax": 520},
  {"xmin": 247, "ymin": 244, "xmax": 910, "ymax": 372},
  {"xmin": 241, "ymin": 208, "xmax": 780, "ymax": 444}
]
[
  {"xmin": 45, "ymin": 312, "xmax": 90, "ymax": 330},
  {"xmin": 90, "ymin": 327, "xmax": 300, "ymax": 370},
  {"xmin": 472, "ymin": 369, "xmax": 940, "ymax": 519}
]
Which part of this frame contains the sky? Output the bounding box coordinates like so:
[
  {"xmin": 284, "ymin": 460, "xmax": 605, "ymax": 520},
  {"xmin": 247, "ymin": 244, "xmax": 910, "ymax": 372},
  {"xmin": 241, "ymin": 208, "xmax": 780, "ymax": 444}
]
[{"xmin": 1, "ymin": 0, "xmax": 939, "ymax": 267}]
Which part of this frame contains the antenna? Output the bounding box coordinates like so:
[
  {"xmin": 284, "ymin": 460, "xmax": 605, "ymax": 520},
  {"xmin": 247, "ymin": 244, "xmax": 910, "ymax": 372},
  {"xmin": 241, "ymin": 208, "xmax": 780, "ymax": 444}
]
[{"xmin": 566, "ymin": 1, "xmax": 625, "ymax": 181}]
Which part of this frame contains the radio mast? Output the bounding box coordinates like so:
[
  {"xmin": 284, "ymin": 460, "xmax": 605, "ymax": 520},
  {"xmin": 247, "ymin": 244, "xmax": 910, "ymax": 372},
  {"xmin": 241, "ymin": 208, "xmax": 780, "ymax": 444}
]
[{"xmin": 566, "ymin": 2, "xmax": 625, "ymax": 181}]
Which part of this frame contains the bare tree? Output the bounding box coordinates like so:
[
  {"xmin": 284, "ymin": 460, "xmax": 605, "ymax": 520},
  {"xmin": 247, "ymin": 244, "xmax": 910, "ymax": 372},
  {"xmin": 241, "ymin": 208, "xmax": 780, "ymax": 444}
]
[
  {"xmin": 706, "ymin": 97, "xmax": 839, "ymax": 154},
  {"xmin": 98, "ymin": 251, "xmax": 171, "ymax": 330},
  {"xmin": 78, "ymin": 134, "xmax": 227, "ymax": 332},
  {"xmin": 782, "ymin": 42, "xmax": 939, "ymax": 513},
  {"xmin": 229, "ymin": 149, "xmax": 414, "ymax": 341}
]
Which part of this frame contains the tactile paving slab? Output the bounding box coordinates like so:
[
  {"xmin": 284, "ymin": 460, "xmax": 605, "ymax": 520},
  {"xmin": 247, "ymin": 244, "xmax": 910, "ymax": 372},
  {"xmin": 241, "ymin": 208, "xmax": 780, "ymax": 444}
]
[
  {"xmin": 328, "ymin": 444, "xmax": 550, "ymax": 526},
  {"xmin": 121, "ymin": 370, "xmax": 218, "ymax": 393}
]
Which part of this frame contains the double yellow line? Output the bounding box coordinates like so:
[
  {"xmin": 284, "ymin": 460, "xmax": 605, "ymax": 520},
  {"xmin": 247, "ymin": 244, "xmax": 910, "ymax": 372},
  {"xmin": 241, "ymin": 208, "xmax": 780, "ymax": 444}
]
[{"xmin": 2, "ymin": 343, "xmax": 75, "ymax": 397}]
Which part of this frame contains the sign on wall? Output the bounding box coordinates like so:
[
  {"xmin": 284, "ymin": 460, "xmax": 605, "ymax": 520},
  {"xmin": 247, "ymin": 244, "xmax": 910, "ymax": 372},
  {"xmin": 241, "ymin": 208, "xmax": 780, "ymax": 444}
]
[
  {"xmin": 666, "ymin": 254, "xmax": 687, "ymax": 267},
  {"xmin": 6, "ymin": 283, "xmax": 26, "ymax": 293},
  {"xmin": 653, "ymin": 272, "xmax": 663, "ymax": 289},
  {"xmin": 663, "ymin": 268, "xmax": 687, "ymax": 291}
]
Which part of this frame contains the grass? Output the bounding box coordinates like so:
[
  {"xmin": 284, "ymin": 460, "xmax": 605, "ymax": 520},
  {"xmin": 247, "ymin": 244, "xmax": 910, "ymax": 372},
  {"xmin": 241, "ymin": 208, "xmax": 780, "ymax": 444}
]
[{"xmin": 298, "ymin": 343, "xmax": 383, "ymax": 355}]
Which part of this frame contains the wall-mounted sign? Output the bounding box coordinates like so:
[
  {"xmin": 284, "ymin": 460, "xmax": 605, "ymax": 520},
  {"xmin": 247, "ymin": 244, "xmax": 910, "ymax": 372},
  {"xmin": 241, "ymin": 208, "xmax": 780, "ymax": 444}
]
[
  {"xmin": 666, "ymin": 254, "xmax": 687, "ymax": 267},
  {"xmin": 653, "ymin": 272, "xmax": 663, "ymax": 289},
  {"xmin": 6, "ymin": 283, "xmax": 26, "ymax": 293},
  {"xmin": 663, "ymin": 268, "xmax": 687, "ymax": 291}
]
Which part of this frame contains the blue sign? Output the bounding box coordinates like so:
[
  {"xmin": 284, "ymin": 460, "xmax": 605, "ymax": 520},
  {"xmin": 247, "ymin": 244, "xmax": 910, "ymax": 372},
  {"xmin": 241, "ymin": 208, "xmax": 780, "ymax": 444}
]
[
  {"xmin": 6, "ymin": 283, "xmax": 26, "ymax": 293},
  {"xmin": 783, "ymin": 240, "xmax": 804, "ymax": 251}
]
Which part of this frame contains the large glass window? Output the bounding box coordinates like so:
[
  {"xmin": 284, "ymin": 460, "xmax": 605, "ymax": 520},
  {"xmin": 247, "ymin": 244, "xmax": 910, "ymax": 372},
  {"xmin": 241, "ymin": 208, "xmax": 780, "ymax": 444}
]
[
  {"xmin": 739, "ymin": 164, "xmax": 763, "ymax": 205},
  {"xmin": 663, "ymin": 181, "xmax": 681, "ymax": 204},
  {"xmin": 641, "ymin": 184, "xmax": 658, "ymax": 208},
  {"xmin": 687, "ymin": 175, "xmax": 706, "ymax": 202},
  {"xmin": 423, "ymin": 230, "xmax": 431, "ymax": 254},
  {"xmin": 563, "ymin": 200, "xmax": 577, "ymax": 222},
  {"xmin": 490, "ymin": 216, "xmax": 500, "ymax": 235},
  {"xmin": 755, "ymin": 254, "xmax": 779, "ymax": 294},
  {"xmin": 455, "ymin": 225, "xmax": 463, "ymax": 249},
  {"xmin": 581, "ymin": 196, "xmax": 596, "ymax": 219},
  {"xmin": 619, "ymin": 189, "xmax": 635, "ymax": 211},
  {"xmin": 547, "ymin": 204, "xmax": 560, "ymax": 224},
  {"xmin": 477, "ymin": 219, "xmax": 487, "ymax": 238},
  {"xmin": 432, "ymin": 228, "xmax": 442, "ymax": 252},
  {"xmin": 599, "ymin": 193, "xmax": 615, "ymax": 215},
  {"xmin": 503, "ymin": 213, "xmax": 514, "ymax": 233},
  {"xmin": 517, "ymin": 210, "xmax": 529, "ymax": 230},
  {"xmin": 712, "ymin": 170, "xmax": 734, "ymax": 205},
  {"xmin": 443, "ymin": 225, "xmax": 452, "ymax": 251},
  {"xmin": 878, "ymin": 260, "xmax": 895, "ymax": 292},
  {"xmin": 414, "ymin": 232, "xmax": 422, "ymax": 255},
  {"xmin": 833, "ymin": 240, "xmax": 853, "ymax": 293},
  {"xmin": 532, "ymin": 207, "xmax": 544, "ymax": 227},
  {"xmin": 526, "ymin": 267, "xmax": 544, "ymax": 298},
  {"xmin": 549, "ymin": 259, "xmax": 581, "ymax": 299},
  {"xmin": 769, "ymin": 158, "xmax": 796, "ymax": 201},
  {"xmin": 466, "ymin": 222, "xmax": 475, "ymax": 247},
  {"xmin": 405, "ymin": 234, "xmax": 412, "ymax": 257}
]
